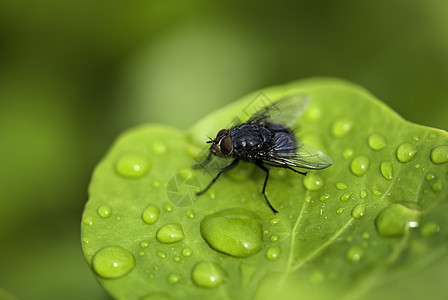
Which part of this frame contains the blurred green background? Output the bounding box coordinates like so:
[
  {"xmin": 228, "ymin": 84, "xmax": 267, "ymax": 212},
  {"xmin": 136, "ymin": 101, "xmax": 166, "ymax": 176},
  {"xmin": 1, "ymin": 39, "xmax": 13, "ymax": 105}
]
[{"xmin": 0, "ymin": 1, "xmax": 447, "ymax": 299}]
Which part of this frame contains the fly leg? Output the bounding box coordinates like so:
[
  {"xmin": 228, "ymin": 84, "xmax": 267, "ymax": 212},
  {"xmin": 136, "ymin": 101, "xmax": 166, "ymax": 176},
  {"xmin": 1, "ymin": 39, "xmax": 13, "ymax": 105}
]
[
  {"xmin": 263, "ymin": 162, "xmax": 307, "ymax": 176},
  {"xmin": 196, "ymin": 158, "xmax": 239, "ymax": 196},
  {"xmin": 255, "ymin": 161, "xmax": 278, "ymax": 214}
]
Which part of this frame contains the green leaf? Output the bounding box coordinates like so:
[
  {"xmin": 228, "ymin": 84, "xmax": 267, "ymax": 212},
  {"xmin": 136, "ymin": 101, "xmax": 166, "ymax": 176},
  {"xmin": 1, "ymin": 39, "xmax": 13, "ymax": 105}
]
[{"xmin": 81, "ymin": 78, "xmax": 448, "ymax": 300}]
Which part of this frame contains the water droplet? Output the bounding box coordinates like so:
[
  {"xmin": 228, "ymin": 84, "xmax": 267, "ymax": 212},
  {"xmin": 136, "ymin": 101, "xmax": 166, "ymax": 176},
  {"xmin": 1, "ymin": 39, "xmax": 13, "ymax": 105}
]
[
  {"xmin": 140, "ymin": 241, "xmax": 150, "ymax": 248},
  {"xmin": 152, "ymin": 143, "xmax": 167, "ymax": 154},
  {"xmin": 168, "ymin": 273, "xmax": 181, "ymax": 285},
  {"xmin": 153, "ymin": 181, "xmax": 161, "ymax": 188},
  {"xmin": 415, "ymin": 163, "xmax": 420, "ymax": 169},
  {"xmin": 303, "ymin": 174, "xmax": 324, "ymax": 191},
  {"xmin": 432, "ymin": 179, "xmax": 443, "ymax": 192},
  {"xmin": 425, "ymin": 173, "xmax": 435, "ymax": 181},
  {"xmin": 97, "ymin": 205, "xmax": 112, "ymax": 218},
  {"xmin": 182, "ymin": 248, "xmax": 193, "ymax": 257},
  {"xmin": 375, "ymin": 202, "xmax": 422, "ymax": 237},
  {"xmin": 92, "ymin": 246, "xmax": 135, "ymax": 279},
  {"xmin": 340, "ymin": 192, "xmax": 352, "ymax": 202},
  {"xmin": 331, "ymin": 119, "xmax": 353, "ymax": 138},
  {"xmin": 157, "ymin": 251, "xmax": 167, "ymax": 259},
  {"xmin": 192, "ymin": 261, "xmax": 227, "ymax": 288},
  {"xmin": 179, "ymin": 168, "xmax": 195, "ymax": 181},
  {"xmin": 380, "ymin": 161, "xmax": 394, "ymax": 180},
  {"xmin": 347, "ymin": 246, "xmax": 363, "ymax": 264},
  {"xmin": 396, "ymin": 143, "xmax": 418, "ymax": 163},
  {"xmin": 139, "ymin": 251, "xmax": 145, "ymax": 256},
  {"xmin": 266, "ymin": 246, "xmax": 281, "ymax": 261},
  {"xmin": 156, "ymin": 224, "xmax": 185, "ymax": 244},
  {"xmin": 83, "ymin": 215, "xmax": 94, "ymax": 226},
  {"xmin": 319, "ymin": 193, "xmax": 330, "ymax": 201},
  {"xmin": 360, "ymin": 190, "xmax": 368, "ymax": 199},
  {"xmin": 115, "ymin": 154, "xmax": 150, "ymax": 178},
  {"xmin": 142, "ymin": 205, "xmax": 160, "ymax": 225},
  {"xmin": 412, "ymin": 135, "xmax": 420, "ymax": 142},
  {"xmin": 336, "ymin": 182, "xmax": 348, "ymax": 190},
  {"xmin": 336, "ymin": 207, "xmax": 344, "ymax": 215},
  {"xmin": 185, "ymin": 209, "xmax": 196, "ymax": 219},
  {"xmin": 305, "ymin": 106, "xmax": 322, "ymax": 120},
  {"xmin": 82, "ymin": 237, "xmax": 91, "ymax": 245},
  {"xmin": 372, "ymin": 189, "xmax": 382, "ymax": 196},
  {"xmin": 351, "ymin": 203, "xmax": 367, "ymax": 219},
  {"xmin": 270, "ymin": 235, "xmax": 279, "ymax": 242},
  {"xmin": 431, "ymin": 145, "xmax": 448, "ymax": 164},
  {"xmin": 362, "ymin": 232, "xmax": 370, "ymax": 239},
  {"xmin": 350, "ymin": 156, "xmax": 370, "ymax": 176},
  {"xmin": 310, "ymin": 270, "xmax": 324, "ymax": 284},
  {"xmin": 420, "ymin": 222, "xmax": 440, "ymax": 237},
  {"xmin": 270, "ymin": 217, "xmax": 280, "ymax": 225},
  {"xmin": 164, "ymin": 203, "xmax": 174, "ymax": 212},
  {"xmin": 173, "ymin": 256, "xmax": 181, "ymax": 262},
  {"xmin": 343, "ymin": 148, "xmax": 354, "ymax": 159},
  {"xmin": 200, "ymin": 209, "xmax": 263, "ymax": 258},
  {"xmin": 368, "ymin": 134, "xmax": 387, "ymax": 150}
]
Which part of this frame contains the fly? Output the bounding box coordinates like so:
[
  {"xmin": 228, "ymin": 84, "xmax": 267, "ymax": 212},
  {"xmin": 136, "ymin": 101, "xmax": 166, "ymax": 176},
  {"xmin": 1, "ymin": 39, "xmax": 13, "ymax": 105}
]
[{"xmin": 195, "ymin": 94, "xmax": 333, "ymax": 213}]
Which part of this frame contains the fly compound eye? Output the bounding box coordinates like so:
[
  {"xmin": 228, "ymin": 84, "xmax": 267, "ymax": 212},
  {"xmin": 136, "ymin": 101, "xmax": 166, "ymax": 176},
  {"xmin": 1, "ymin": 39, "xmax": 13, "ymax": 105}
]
[
  {"xmin": 216, "ymin": 129, "xmax": 229, "ymax": 139},
  {"xmin": 220, "ymin": 136, "xmax": 233, "ymax": 156}
]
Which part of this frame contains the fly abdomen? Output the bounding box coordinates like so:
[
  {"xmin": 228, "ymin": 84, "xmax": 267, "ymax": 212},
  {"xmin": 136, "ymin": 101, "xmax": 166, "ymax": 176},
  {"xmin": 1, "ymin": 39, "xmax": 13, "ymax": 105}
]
[{"xmin": 230, "ymin": 124, "xmax": 270, "ymax": 157}]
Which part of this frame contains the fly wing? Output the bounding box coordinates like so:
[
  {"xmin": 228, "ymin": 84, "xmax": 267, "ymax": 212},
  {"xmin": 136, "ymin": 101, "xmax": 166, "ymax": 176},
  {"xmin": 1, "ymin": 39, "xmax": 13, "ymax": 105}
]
[
  {"xmin": 263, "ymin": 142, "xmax": 333, "ymax": 170},
  {"xmin": 245, "ymin": 94, "xmax": 310, "ymax": 127}
]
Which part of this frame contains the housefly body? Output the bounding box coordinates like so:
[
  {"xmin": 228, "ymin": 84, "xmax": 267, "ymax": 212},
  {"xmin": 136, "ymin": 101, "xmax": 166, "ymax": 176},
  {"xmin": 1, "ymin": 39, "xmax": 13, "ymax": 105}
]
[{"xmin": 195, "ymin": 94, "xmax": 333, "ymax": 213}]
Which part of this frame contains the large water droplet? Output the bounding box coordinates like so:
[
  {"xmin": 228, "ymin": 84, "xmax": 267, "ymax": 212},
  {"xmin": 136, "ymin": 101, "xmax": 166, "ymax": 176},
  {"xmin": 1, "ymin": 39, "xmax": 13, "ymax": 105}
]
[
  {"xmin": 351, "ymin": 203, "xmax": 367, "ymax": 219},
  {"xmin": 266, "ymin": 246, "xmax": 281, "ymax": 261},
  {"xmin": 92, "ymin": 246, "xmax": 135, "ymax": 279},
  {"xmin": 331, "ymin": 119, "xmax": 353, "ymax": 138},
  {"xmin": 430, "ymin": 145, "xmax": 448, "ymax": 164},
  {"xmin": 380, "ymin": 161, "xmax": 394, "ymax": 180},
  {"xmin": 396, "ymin": 143, "xmax": 417, "ymax": 163},
  {"xmin": 156, "ymin": 224, "xmax": 185, "ymax": 244},
  {"xmin": 97, "ymin": 205, "xmax": 112, "ymax": 218},
  {"xmin": 115, "ymin": 154, "xmax": 150, "ymax": 178},
  {"xmin": 375, "ymin": 202, "xmax": 422, "ymax": 237},
  {"xmin": 142, "ymin": 205, "xmax": 160, "ymax": 224},
  {"xmin": 192, "ymin": 261, "xmax": 227, "ymax": 288},
  {"xmin": 303, "ymin": 174, "xmax": 324, "ymax": 191},
  {"xmin": 368, "ymin": 134, "xmax": 387, "ymax": 151},
  {"xmin": 200, "ymin": 209, "xmax": 263, "ymax": 258},
  {"xmin": 350, "ymin": 156, "xmax": 370, "ymax": 176}
]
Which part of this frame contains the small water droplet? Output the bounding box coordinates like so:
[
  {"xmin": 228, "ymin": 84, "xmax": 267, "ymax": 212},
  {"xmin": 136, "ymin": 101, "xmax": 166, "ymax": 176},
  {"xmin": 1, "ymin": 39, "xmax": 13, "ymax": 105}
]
[
  {"xmin": 173, "ymin": 256, "xmax": 181, "ymax": 262},
  {"xmin": 306, "ymin": 106, "xmax": 322, "ymax": 120},
  {"xmin": 140, "ymin": 241, "xmax": 150, "ymax": 248},
  {"xmin": 396, "ymin": 143, "xmax": 418, "ymax": 163},
  {"xmin": 420, "ymin": 222, "xmax": 440, "ymax": 237},
  {"xmin": 156, "ymin": 224, "xmax": 185, "ymax": 244},
  {"xmin": 153, "ymin": 181, "xmax": 161, "ymax": 188},
  {"xmin": 192, "ymin": 261, "xmax": 227, "ymax": 288},
  {"xmin": 319, "ymin": 193, "xmax": 330, "ymax": 201},
  {"xmin": 368, "ymin": 134, "xmax": 387, "ymax": 151},
  {"xmin": 115, "ymin": 154, "xmax": 150, "ymax": 178},
  {"xmin": 310, "ymin": 270, "xmax": 324, "ymax": 284},
  {"xmin": 362, "ymin": 232, "xmax": 370, "ymax": 239},
  {"xmin": 266, "ymin": 246, "xmax": 281, "ymax": 261},
  {"xmin": 425, "ymin": 173, "xmax": 435, "ymax": 181},
  {"xmin": 200, "ymin": 209, "xmax": 263, "ymax": 258},
  {"xmin": 336, "ymin": 207, "xmax": 344, "ymax": 215},
  {"xmin": 142, "ymin": 205, "xmax": 160, "ymax": 225},
  {"xmin": 270, "ymin": 235, "xmax": 279, "ymax": 242},
  {"xmin": 336, "ymin": 182, "xmax": 348, "ymax": 190},
  {"xmin": 350, "ymin": 155, "xmax": 370, "ymax": 176},
  {"xmin": 432, "ymin": 179, "xmax": 443, "ymax": 192},
  {"xmin": 179, "ymin": 168, "xmax": 195, "ymax": 181},
  {"xmin": 92, "ymin": 246, "xmax": 135, "ymax": 279},
  {"xmin": 164, "ymin": 203, "xmax": 174, "ymax": 212},
  {"xmin": 340, "ymin": 192, "xmax": 352, "ymax": 202},
  {"xmin": 360, "ymin": 190, "xmax": 368, "ymax": 199},
  {"xmin": 375, "ymin": 202, "xmax": 422, "ymax": 237},
  {"xmin": 380, "ymin": 161, "xmax": 394, "ymax": 180},
  {"xmin": 412, "ymin": 135, "xmax": 420, "ymax": 142},
  {"xmin": 139, "ymin": 251, "xmax": 145, "ymax": 256},
  {"xmin": 351, "ymin": 203, "xmax": 367, "ymax": 219},
  {"xmin": 157, "ymin": 251, "xmax": 167, "ymax": 259},
  {"xmin": 431, "ymin": 145, "xmax": 448, "ymax": 164},
  {"xmin": 97, "ymin": 205, "xmax": 112, "ymax": 218},
  {"xmin": 343, "ymin": 148, "xmax": 354, "ymax": 159},
  {"xmin": 152, "ymin": 143, "xmax": 167, "ymax": 154},
  {"xmin": 83, "ymin": 215, "xmax": 95, "ymax": 226},
  {"xmin": 372, "ymin": 189, "xmax": 382, "ymax": 196},
  {"xmin": 185, "ymin": 209, "xmax": 196, "ymax": 219},
  {"xmin": 331, "ymin": 119, "xmax": 353, "ymax": 138},
  {"xmin": 81, "ymin": 237, "xmax": 91, "ymax": 245},
  {"xmin": 168, "ymin": 273, "xmax": 181, "ymax": 285},
  {"xmin": 303, "ymin": 174, "xmax": 324, "ymax": 191},
  {"xmin": 347, "ymin": 246, "xmax": 363, "ymax": 264},
  {"xmin": 270, "ymin": 217, "xmax": 280, "ymax": 225},
  {"xmin": 182, "ymin": 248, "xmax": 193, "ymax": 257}
]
